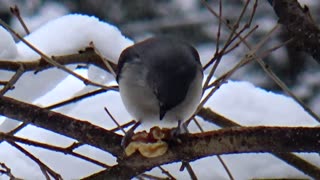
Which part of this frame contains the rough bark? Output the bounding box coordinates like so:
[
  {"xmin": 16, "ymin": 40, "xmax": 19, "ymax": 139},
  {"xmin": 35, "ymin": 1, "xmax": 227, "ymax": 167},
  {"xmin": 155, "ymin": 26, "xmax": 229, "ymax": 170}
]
[{"xmin": 269, "ymin": 0, "xmax": 320, "ymax": 63}]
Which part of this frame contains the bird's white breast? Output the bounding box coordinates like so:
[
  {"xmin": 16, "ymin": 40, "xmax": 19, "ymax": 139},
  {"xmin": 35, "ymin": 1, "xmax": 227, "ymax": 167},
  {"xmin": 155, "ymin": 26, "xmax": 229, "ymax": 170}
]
[{"xmin": 119, "ymin": 62, "xmax": 160, "ymax": 121}]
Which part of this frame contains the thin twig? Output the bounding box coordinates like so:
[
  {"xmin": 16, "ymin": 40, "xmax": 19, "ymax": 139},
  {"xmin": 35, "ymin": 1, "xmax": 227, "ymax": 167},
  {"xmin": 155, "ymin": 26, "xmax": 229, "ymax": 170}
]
[
  {"xmin": 247, "ymin": 0, "xmax": 258, "ymax": 27},
  {"xmin": 202, "ymin": 0, "xmax": 255, "ymax": 91},
  {"xmin": 214, "ymin": 0, "xmax": 222, "ymax": 61},
  {"xmin": 104, "ymin": 107, "xmax": 126, "ymax": 134},
  {"xmin": 224, "ymin": 25, "xmax": 259, "ymax": 54},
  {"xmin": 110, "ymin": 120, "xmax": 136, "ymax": 132},
  {"xmin": 157, "ymin": 166, "xmax": 176, "ymax": 180},
  {"xmin": 201, "ymin": 0, "xmax": 320, "ymax": 124},
  {"xmin": 0, "ymin": 162, "xmax": 20, "ymax": 180},
  {"xmin": 8, "ymin": 141, "xmax": 63, "ymax": 180},
  {"xmin": 46, "ymin": 86, "xmax": 118, "ymax": 110},
  {"xmin": 192, "ymin": 117, "xmax": 235, "ymax": 180},
  {"xmin": 0, "ymin": 64, "xmax": 24, "ymax": 96},
  {"xmin": 256, "ymin": 56, "xmax": 320, "ymax": 123},
  {"xmin": 201, "ymin": 0, "xmax": 258, "ymax": 69},
  {"xmin": 89, "ymin": 42, "xmax": 117, "ymax": 78},
  {"xmin": 204, "ymin": 23, "xmax": 279, "ymax": 90},
  {"xmin": 180, "ymin": 161, "xmax": 197, "ymax": 180},
  {"xmin": 0, "ymin": 132, "xmax": 110, "ymax": 168},
  {"xmin": 216, "ymin": 156, "xmax": 234, "ymax": 180},
  {"xmin": 138, "ymin": 173, "xmax": 169, "ymax": 180},
  {"xmin": 10, "ymin": 5, "xmax": 30, "ymax": 34}
]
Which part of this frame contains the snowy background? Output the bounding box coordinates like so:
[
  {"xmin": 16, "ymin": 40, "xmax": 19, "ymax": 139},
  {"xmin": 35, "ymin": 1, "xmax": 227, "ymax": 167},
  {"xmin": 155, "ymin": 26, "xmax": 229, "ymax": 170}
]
[{"xmin": 0, "ymin": 0, "xmax": 319, "ymax": 179}]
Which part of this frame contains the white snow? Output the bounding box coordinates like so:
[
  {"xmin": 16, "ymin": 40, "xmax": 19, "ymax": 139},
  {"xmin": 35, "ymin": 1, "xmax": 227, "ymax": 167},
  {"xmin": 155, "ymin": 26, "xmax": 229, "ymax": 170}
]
[
  {"xmin": 0, "ymin": 25, "xmax": 17, "ymax": 59},
  {"xmin": 0, "ymin": 12, "xmax": 319, "ymax": 180},
  {"xmin": 0, "ymin": 14, "xmax": 133, "ymax": 133},
  {"xmin": 206, "ymin": 80, "xmax": 318, "ymax": 127},
  {"xmin": 15, "ymin": 14, "xmax": 133, "ymax": 61}
]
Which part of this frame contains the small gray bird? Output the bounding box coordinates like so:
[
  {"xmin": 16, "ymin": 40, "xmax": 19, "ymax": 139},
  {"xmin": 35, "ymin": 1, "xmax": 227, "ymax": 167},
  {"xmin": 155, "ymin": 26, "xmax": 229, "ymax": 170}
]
[{"xmin": 116, "ymin": 37, "xmax": 203, "ymax": 132}]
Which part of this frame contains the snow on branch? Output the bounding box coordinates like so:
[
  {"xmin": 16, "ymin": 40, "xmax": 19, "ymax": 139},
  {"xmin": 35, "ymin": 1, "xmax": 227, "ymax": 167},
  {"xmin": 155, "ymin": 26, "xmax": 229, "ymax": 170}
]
[{"xmin": 0, "ymin": 48, "xmax": 116, "ymax": 74}]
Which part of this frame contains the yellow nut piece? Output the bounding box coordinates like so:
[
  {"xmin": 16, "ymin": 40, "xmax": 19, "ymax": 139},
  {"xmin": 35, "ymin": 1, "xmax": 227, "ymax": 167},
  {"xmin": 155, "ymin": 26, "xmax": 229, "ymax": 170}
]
[
  {"xmin": 125, "ymin": 141, "xmax": 168, "ymax": 158},
  {"xmin": 138, "ymin": 141, "xmax": 168, "ymax": 158},
  {"xmin": 125, "ymin": 141, "xmax": 141, "ymax": 156}
]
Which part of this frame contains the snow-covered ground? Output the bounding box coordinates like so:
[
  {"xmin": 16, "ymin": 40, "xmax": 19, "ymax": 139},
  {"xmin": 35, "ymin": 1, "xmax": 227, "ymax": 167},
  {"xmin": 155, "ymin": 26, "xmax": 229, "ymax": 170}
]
[{"xmin": 0, "ymin": 13, "xmax": 319, "ymax": 179}]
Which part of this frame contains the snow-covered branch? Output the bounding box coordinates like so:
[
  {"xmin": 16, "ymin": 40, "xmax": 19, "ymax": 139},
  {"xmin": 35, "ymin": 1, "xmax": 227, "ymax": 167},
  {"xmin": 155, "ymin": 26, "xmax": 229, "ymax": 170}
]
[{"xmin": 0, "ymin": 48, "xmax": 116, "ymax": 76}]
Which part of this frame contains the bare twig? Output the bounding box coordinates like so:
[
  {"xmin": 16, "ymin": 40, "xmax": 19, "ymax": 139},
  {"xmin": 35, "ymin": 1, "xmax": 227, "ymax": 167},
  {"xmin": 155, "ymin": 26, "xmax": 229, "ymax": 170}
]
[
  {"xmin": 180, "ymin": 161, "xmax": 197, "ymax": 180},
  {"xmin": 104, "ymin": 107, "xmax": 126, "ymax": 134},
  {"xmin": 224, "ymin": 25, "xmax": 259, "ymax": 54},
  {"xmin": 1, "ymin": 132, "xmax": 110, "ymax": 169},
  {"xmin": 46, "ymin": 86, "xmax": 118, "ymax": 109},
  {"xmin": 214, "ymin": 0, "xmax": 222, "ymax": 62},
  {"xmin": 0, "ymin": 64, "xmax": 24, "ymax": 96},
  {"xmin": 90, "ymin": 42, "xmax": 117, "ymax": 78},
  {"xmin": 157, "ymin": 166, "xmax": 176, "ymax": 180},
  {"xmin": 0, "ymin": 162, "xmax": 19, "ymax": 180},
  {"xmin": 10, "ymin": 5, "xmax": 30, "ymax": 34},
  {"xmin": 202, "ymin": 0, "xmax": 256, "ymax": 70},
  {"xmin": 138, "ymin": 173, "xmax": 169, "ymax": 180},
  {"xmin": 200, "ymin": 23, "xmax": 280, "ymax": 110},
  {"xmin": 201, "ymin": 0, "xmax": 320, "ymax": 124},
  {"xmin": 202, "ymin": 0, "xmax": 258, "ymax": 92},
  {"xmin": 248, "ymin": 0, "xmax": 258, "ymax": 27},
  {"xmin": 8, "ymin": 141, "xmax": 63, "ymax": 180},
  {"xmin": 197, "ymin": 3, "xmax": 320, "ymax": 178},
  {"xmin": 110, "ymin": 120, "xmax": 136, "ymax": 132},
  {"xmin": 192, "ymin": 117, "xmax": 234, "ymax": 180},
  {"xmin": 216, "ymin": 156, "xmax": 234, "ymax": 180}
]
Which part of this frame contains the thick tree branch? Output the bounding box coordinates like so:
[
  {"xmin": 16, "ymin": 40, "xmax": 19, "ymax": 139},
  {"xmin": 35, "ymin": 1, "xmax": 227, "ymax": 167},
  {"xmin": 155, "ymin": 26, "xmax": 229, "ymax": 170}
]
[
  {"xmin": 0, "ymin": 96, "xmax": 123, "ymax": 157},
  {"xmin": 198, "ymin": 107, "xmax": 320, "ymax": 178},
  {"xmin": 269, "ymin": 0, "xmax": 320, "ymax": 63},
  {"xmin": 84, "ymin": 126, "xmax": 320, "ymax": 179}
]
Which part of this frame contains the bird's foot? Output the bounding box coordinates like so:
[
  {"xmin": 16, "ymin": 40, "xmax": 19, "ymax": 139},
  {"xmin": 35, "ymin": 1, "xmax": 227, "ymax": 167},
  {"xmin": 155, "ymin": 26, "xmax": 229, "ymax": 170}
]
[{"xmin": 170, "ymin": 120, "xmax": 188, "ymax": 143}]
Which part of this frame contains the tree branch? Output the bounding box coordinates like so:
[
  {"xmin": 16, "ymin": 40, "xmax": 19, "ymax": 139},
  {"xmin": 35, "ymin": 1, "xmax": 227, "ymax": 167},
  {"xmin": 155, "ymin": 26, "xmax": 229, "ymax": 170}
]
[
  {"xmin": 268, "ymin": 0, "xmax": 320, "ymax": 63},
  {"xmin": 0, "ymin": 96, "xmax": 123, "ymax": 157},
  {"xmin": 84, "ymin": 125, "xmax": 320, "ymax": 179},
  {"xmin": 198, "ymin": 107, "xmax": 320, "ymax": 178},
  {"xmin": 1, "ymin": 96, "xmax": 319, "ymax": 179},
  {"xmin": 0, "ymin": 48, "xmax": 116, "ymax": 73}
]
